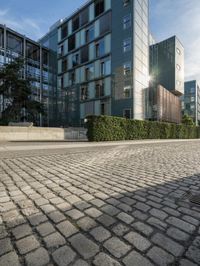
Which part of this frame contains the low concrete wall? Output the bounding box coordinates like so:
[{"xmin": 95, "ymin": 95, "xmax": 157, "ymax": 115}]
[{"xmin": 0, "ymin": 126, "xmax": 87, "ymax": 141}]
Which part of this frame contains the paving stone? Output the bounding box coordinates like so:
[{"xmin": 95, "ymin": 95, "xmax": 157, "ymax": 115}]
[
  {"xmin": 112, "ymin": 223, "xmax": 129, "ymax": 236},
  {"xmin": 0, "ymin": 251, "xmax": 20, "ymax": 266},
  {"xmin": 93, "ymin": 252, "xmax": 121, "ymax": 266},
  {"xmin": 69, "ymin": 233, "xmax": 99, "ymax": 259},
  {"xmin": 66, "ymin": 209, "xmax": 84, "ymax": 220},
  {"xmin": 166, "ymin": 217, "xmax": 196, "ymax": 233},
  {"xmin": 72, "ymin": 259, "xmax": 89, "ymax": 266},
  {"xmin": 180, "ymin": 259, "xmax": 198, "ymax": 266},
  {"xmin": 97, "ymin": 214, "xmax": 116, "ymax": 227},
  {"xmin": 44, "ymin": 232, "xmax": 66, "ymax": 249},
  {"xmin": 85, "ymin": 207, "xmax": 103, "ymax": 218},
  {"xmin": 132, "ymin": 221, "xmax": 153, "ymax": 237},
  {"xmin": 25, "ymin": 247, "xmax": 50, "ymax": 266},
  {"xmin": 91, "ymin": 199, "xmax": 105, "ymax": 207},
  {"xmin": 132, "ymin": 210, "xmax": 148, "ymax": 221},
  {"xmin": 0, "ymin": 225, "xmax": 8, "ymax": 239},
  {"xmin": 16, "ymin": 235, "xmax": 40, "ymax": 255},
  {"xmin": 149, "ymin": 208, "xmax": 168, "ymax": 220},
  {"xmin": 123, "ymin": 250, "xmax": 153, "ymax": 266},
  {"xmin": 125, "ymin": 231, "xmax": 151, "ymax": 251},
  {"xmin": 56, "ymin": 220, "xmax": 78, "ymax": 238},
  {"xmin": 151, "ymin": 233, "xmax": 184, "ymax": 256},
  {"xmin": 77, "ymin": 216, "xmax": 97, "ymax": 231},
  {"xmin": 117, "ymin": 203, "xmax": 132, "ymax": 213},
  {"xmin": 90, "ymin": 226, "xmax": 111, "ymax": 242},
  {"xmin": 147, "ymin": 246, "xmax": 174, "ymax": 265},
  {"xmin": 52, "ymin": 246, "xmax": 76, "ymax": 266},
  {"xmin": 104, "ymin": 237, "xmax": 131, "ymax": 258},
  {"xmin": 182, "ymin": 215, "xmax": 199, "ymax": 226},
  {"xmin": 28, "ymin": 212, "xmax": 48, "ymax": 226},
  {"xmin": 193, "ymin": 236, "xmax": 200, "ymax": 248},
  {"xmin": 135, "ymin": 202, "xmax": 151, "ymax": 212},
  {"xmin": 117, "ymin": 212, "xmax": 134, "ymax": 224},
  {"xmin": 12, "ymin": 224, "xmax": 32, "ymax": 239},
  {"xmin": 48, "ymin": 211, "xmax": 66, "ymax": 223},
  {"xmin": 147, "ymin": 217, "xmax": 167, "ymax": 231},
  {"xmin": 101, "ymin": 205, "xmax": 120, "ymax": 216},
  {"xmin": 186, "ymin": 246, "xmax": 200, "ymax": 264},
  {"xmin": 0, "ymin": 238, "xmax": 13, "ymax": 255},
  {"xmin": 167, "ymin": 227, "xmax": 190, "ymax": 242},
  {"xmin": 40, "ymin": 204, "xmax": 56, "ymax": 214},
  {"xmin": 36, "ymin": 222, "xmax": 55, "ymax": 237},
  {"xmin": 74, "ymin": 201, "xmax": 91, "ymax": 211},
  {"xmin": 162, "ymin": 207, "xmax": 180, "ymax": 217}
]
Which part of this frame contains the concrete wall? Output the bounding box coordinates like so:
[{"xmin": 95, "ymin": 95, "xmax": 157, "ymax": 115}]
[{"xmin": 0, "ymin": 127, "xmax": 87, "ymax": 141}]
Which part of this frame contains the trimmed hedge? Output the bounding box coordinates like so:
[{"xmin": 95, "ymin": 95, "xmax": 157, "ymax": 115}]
[{"xmin": 86, "ymin": 115, "xmax": 200, "ymax": 142}]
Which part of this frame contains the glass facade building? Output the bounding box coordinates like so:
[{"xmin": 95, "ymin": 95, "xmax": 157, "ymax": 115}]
[
  {"xmin": 56, "ymin": 0, "xmax": 149, "ymax": 126},
  {"xmin": 0, "ymin": 24, "xmax": 52, "ymax": 126},
  {"xmin": 183, "ymin": 80, "xmax": 200, "ymax": 125}
]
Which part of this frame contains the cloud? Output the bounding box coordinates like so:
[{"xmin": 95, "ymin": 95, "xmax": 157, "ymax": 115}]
[
  {"xmin": 0, "ymin": 8, "xmax": 44, "ymax": 40},
  {"xmin": 150, "ymin": 0, "xmax": 200, "ymax": 83}
]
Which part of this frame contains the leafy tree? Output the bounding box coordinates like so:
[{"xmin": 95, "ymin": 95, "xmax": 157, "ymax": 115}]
[
  {"xmin": 182, "ymin": 114, "xmax": 195, "ymax": 126},
  {"xmin": 0, "ymin": 58, "xmax": 44, "ymax": 125}
]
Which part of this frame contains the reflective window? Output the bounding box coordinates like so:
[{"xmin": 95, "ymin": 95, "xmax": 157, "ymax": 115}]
[
  {"xmin": 72, "ymin": 53, "xmax": 79, "ymax": 67},
  {"xmin": 124, "ymin": 86, "xmax": 131, "ymax": 98},
  {"xmin": 0, "ymin": 29, "xmax": 3, "ymax": 47},
  {"xmin": 72, "ymin": 15, "xmax": 80, "ymax": 32},
  {"xmin": 85, "ymin": 26, "xmax": 95, "ymax": 43},
  {"xmin": 85, "ymin": 64, "xmax": 94, "ymax": 81},
  {"xmin": 80, "ymin": 8, "xmax": 89, "ymax": 27},
  {"xmin": 62, "ymin": 58, "xmax": 68, "ymax": 72},
  {"xmin": 81, "ymin": 46, "xmax": 89, "ymax": 63},
  {"xmin": 95, "ymin": 0, "xmax": 104, "ymax": 17},
  {"xmin": 100, "ymin": 12, "xmax": 111, "ymax": 35},
  {"xmin": 81, "ymin": 85, "xmax": 88, "ymax": 100},
  {"xmin": 61, "ymin": 23, "xmax": 68, "ymax": 39},
  {"xmin": 123, "ymin": 38, "xmax": 131, "ymax": 52},
  {"xmin": 124, "ymin": 62, "xmax": 131, "ymax": 76},
  {"xmin": 95, "ymin": 39, "xmax": 105, "ymax": 57},
  {"xmin": 7, "ymin": 33, "xmax": 22, "ymax": 54},
  {"xmin": 123, "ymin": 14, "xmax": 131, "ymax": 29},
  {"xmin": 68, "ymin": 34, "xmax": 76, "ymax": 51},
  {"xmin": 123, "ymin": 0, "xmax": 130, "ymax": 7},
  {"xmin": 95, "ymin": 80, "xmax": 104, "ymax": 98}
]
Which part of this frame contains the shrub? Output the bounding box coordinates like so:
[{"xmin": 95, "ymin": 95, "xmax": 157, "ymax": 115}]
[{"xmin": 86, "ymin": 115, "xmax": 200, "ymax": 141}]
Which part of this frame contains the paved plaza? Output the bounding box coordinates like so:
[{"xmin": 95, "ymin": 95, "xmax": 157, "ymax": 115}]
[{"xmin": 0, "ymin": 140, "xmax": 200, "ymax": 266}]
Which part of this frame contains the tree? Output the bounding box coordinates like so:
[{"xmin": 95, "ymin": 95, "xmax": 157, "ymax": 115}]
[
  {"xmin": 0, "ymin": 58, "xmax": 44, "ymax": 125},
  {"xmin": 182, "ymin": 114, "xmax": 195, "ymax": 126}
]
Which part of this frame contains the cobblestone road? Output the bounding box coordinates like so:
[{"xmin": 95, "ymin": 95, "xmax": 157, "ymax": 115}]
[{"xmin": 0, "ymin": 141, "xmax": 200, "ymax": 266}]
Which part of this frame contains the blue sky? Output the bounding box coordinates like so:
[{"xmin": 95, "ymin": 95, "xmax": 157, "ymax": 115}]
[{"xmin": 0, "ymin": 0, "xmax": 199, "ymax": 81}]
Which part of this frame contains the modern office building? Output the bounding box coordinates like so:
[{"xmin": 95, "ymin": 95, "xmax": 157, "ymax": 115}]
[
  {"xmin": 183, "ymin": 80, "xmax": 200, "ymax": 125},
  {"xmin": 150, "ymin": 36, "xmax": 184, "ymax": 96},
  {"xmin": 0, "ymin": 24, "xmax": 52, "ymax": 126},
  {"xmin": 146, "ymin": 36, "xmax": 184, "ymax": 123},
  {"xmin": 57, "ymin": 0, "xmax": 149, "ymax": 126}
]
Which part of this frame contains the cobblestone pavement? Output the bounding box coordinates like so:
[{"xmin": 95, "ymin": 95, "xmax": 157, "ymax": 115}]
[{"xmin": 0, "ymin": 141, "xmax": 200, "ymax": 266}]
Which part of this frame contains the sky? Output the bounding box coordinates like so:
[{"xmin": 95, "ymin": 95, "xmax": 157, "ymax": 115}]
[{"xmin": 0, "ymin": 0, "xmax": 199, "ymax": 82}]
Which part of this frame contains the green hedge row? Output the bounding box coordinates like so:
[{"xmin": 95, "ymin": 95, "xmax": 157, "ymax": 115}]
[{"xmin": 86, "ymin": 115, "xmax": 200, "ymax": 141}]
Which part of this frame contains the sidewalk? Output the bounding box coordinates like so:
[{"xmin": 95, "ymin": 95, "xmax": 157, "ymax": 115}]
[{"xmin": 0, "ymin": 139, "xmax": 199, "ymax": 152}]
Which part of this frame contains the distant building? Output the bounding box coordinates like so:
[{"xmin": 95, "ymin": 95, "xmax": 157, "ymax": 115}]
[
  {"xmin": 183, "ymin": 80, "xmax": 200, "ymax": 125},
  {"xmin": 150, "ymin": 36, "xmax": 184, "ymax": 96},
  {"xmin": 0, "ymin": 24, "xmax": 53, "ymax": 126},
  {"xmin": 147, "ymin": 36, "xmax": 184, "ymax": 123},
  {"xmin": 55, "ymin": 0, "xmax": 149, "ymax": 126}
]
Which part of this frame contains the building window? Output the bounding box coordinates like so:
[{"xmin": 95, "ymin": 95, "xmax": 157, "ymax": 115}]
[
  {"xmin": 123, "ymin": 38, "xmax": 131, "ymax": 52},
  {"xmin": 85, "ymin": 64, "xmax": 94, "ymax": 81},
  {"xmin": 95, "ymin": 0, "xmax": 104, "ymax": 17},
  {"xmin": 95, "ymin": 39, "xmax": 105, "ymax": 57},
  {"xmin": 100, "ymin": 62, "xmax": 105, "ymax": 76},
  {"xmin": 124, "ymin": 62, "xmax": 131, "ymax": 76},
  {"xmin": 123, "ymin": 14, "xmax": 131, "ymax": 29},
  {"xmin": 69, "ymin": 71, "xmax": 75, "ymax": 85},
  {"xmin": 123, "ymin": 0, "xmax": 130, "ymax": 7},
  {"xmin": 100, "ymin": 12, "xmax": 111, "ymax": 35},
  {"xmin": 62, "ymin": 58, "xmax": 68, "ymax": 72},
  {"xmin": 123, "ymin": 109, "xmax": 131, "ymax": 118},
  {"xmin": 80, "ymin": 8, "xmax": 89, "ymax": 27},
  {"xmin": 124, "ymin": 86, "xmax": 131, "ymax": 98},
  {"xmin": 81, "ymin": 46, "xmax": 89, "ymax": 63},
  {"xmin": 72, "ymin": 15, "xmax": 80, "ymax": 32},
  {"xmin": 95, "ymin": 81, "xmax": 104, "ymax": 98},
  {"xmin": 58, "ymin": 45, "xmax": 64, "ymax": 57},
  {"xmin": 101, "ymin": 103, "xmax": 105, "ymax": 115},
  {"xmin": 72, "ymin": 53, "xmax": 79, "ymax": 67},
  {"xmin": 85, "ymin": 26, "xmax": 95, "ymax": 43},
  {"xmin": 81, "ymin": 85, "xmax": 88, "ymax": 100},
  {"xmin": 68, "ymin": 34, "xmax": 76, "ymax": 51},
  {"xmin": 176, "ymin": 48, "xmax": 181, "ymax": 55},
  {"xmin": 61, "ymin": 23, "xmax": 68, "ymax": 39}
]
